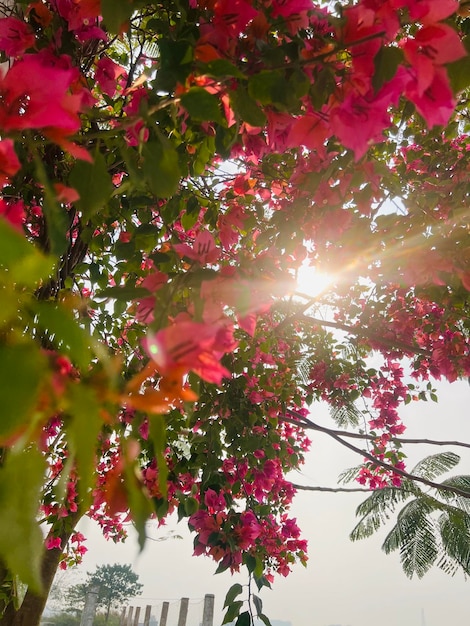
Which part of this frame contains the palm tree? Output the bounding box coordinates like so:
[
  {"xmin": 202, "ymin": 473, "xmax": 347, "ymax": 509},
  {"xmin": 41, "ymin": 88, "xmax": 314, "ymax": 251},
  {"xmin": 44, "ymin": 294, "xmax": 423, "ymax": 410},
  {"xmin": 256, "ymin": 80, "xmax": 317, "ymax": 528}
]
[{"xmin": 346, "ymin": 452, "xmax": 470, "ymax": 578}]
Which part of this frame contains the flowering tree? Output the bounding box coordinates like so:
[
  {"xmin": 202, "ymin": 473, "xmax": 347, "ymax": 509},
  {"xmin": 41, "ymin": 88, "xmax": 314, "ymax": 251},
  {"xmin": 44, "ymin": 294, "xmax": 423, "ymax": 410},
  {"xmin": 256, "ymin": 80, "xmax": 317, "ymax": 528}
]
[{"xmin": 0, "ymin": 0, "xmax": 469, "ymax": 624}]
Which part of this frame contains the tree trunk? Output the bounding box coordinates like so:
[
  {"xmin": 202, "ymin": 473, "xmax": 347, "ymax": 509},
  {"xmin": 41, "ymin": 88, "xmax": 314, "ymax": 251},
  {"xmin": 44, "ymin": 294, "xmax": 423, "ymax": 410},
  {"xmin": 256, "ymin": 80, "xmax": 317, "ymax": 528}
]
[{"xmin": 0, "ymin": 514, "xmax": 82, "ymax": 626}]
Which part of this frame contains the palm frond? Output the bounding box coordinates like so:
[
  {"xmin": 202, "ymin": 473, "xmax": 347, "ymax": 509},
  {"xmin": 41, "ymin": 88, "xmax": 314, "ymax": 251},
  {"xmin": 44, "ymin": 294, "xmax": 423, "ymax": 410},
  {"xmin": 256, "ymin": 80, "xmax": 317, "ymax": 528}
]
[
  {"xmin": 411, "ymin": 452, "xmax": 460, "ymax": 481},
  {"xmin": 350, "ymin": 486, "xmax": 414, "ymax": 541},
  {"xmin": 382, "ymin": 499, "xmax": 438, "ymax": 579},
  {"xmin": 330, "ymin": 402, "xmax": 361, "ymax": 428},
  {"xmin": 438, "ymin": 509, "xmax": 470, "ymax": 576},
  {"xmin": 438, "ymin": 475, "xmax": 470, "ymax": 508}
]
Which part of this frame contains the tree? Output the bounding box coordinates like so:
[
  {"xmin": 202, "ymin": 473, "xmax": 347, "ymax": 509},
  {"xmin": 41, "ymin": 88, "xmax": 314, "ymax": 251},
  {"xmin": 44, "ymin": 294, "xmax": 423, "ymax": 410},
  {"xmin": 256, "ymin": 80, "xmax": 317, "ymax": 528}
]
[
  {"xmin": 0, "ymin": 0, "xmax": 469, "ymax": 625},
  {"xmin": 348, "ymin": 452, "xmax": 470, "ymax": 579},
  {"xmin": 66, "ymin": 564, "xmax": 142, "ymax": 624}
]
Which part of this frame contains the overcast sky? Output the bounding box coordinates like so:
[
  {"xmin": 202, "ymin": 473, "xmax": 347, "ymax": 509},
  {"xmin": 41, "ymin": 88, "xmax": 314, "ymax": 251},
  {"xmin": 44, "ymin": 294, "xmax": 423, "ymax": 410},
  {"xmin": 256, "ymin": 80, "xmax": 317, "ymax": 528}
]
[{"xmin": 71, "ymin": 379, "xmax": 470, "ymax": 626}]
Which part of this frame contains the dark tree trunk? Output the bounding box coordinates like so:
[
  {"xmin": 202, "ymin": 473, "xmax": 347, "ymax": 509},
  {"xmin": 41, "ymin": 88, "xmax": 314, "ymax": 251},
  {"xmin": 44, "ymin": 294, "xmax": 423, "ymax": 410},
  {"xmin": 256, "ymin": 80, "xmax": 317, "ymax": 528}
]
[{"xmin": 0, "ymin": 514, "xmax": 82, "ymax": 626}]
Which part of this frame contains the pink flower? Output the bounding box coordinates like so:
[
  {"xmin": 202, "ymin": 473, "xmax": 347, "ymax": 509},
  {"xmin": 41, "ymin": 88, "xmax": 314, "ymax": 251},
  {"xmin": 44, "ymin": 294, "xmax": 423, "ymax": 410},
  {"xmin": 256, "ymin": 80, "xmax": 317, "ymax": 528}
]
[
  {"xmin": 95, "ymin": 57, "xmax": 127, "ymax": 97},
  {"xmin": 174, "ymin": 230, "xmax": 220, "ymax": 265},
  {"xmin": 0, "ymin": 198, "xmax": 24, "ymax": 231},
  {"xmin": 0, "ymin": 17, "xmax": 35, "ymax": 57},
  {"xmin": 0, "ymin": 55, "xmax": 82, "ymax": 134},
  {"xmin": 0, "ymin": 139, "xmax": 20, "ymax": 186},
  {"xmin": 142, "ymin": 319, "xmax": 233, "ymax": 384},
  {"xmin": 45, "ymin": 535, "xmax": 62, "ymax": 550}
]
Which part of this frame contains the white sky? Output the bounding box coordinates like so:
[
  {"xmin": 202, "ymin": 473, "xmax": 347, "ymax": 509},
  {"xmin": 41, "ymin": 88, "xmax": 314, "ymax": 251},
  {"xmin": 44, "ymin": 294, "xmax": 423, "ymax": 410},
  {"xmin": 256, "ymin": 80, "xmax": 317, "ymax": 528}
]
[{"xmin": 71, "ymin": 379, "xmax": 470, "ymax": 626}]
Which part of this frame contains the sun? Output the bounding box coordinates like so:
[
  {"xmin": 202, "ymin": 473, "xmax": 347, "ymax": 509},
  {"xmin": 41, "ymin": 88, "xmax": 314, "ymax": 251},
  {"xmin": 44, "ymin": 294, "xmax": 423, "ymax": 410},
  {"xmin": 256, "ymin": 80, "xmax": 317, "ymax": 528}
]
[{"xmin": 295, "ymin": 262, "xmax": 333, "ymax": 299}]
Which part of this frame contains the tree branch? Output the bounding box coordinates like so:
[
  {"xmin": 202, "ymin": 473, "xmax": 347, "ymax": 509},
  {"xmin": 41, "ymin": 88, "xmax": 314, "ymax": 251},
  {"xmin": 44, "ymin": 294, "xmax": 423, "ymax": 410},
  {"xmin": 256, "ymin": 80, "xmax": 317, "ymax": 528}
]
[
  {"xmin": 284, "ymin": 408, "xmax": 470, "ymax": 500},
  {"xmin": 281, "ymin": 415, "xmax": 470, "ymax": 450}
]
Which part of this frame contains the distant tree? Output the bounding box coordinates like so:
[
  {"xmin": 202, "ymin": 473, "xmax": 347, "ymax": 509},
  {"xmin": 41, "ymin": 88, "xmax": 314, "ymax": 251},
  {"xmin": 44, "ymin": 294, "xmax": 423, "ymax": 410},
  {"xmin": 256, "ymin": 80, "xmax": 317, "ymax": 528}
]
[{"xmin": 66, "ymin": 564, "xmax": 142, "ymax": 624}]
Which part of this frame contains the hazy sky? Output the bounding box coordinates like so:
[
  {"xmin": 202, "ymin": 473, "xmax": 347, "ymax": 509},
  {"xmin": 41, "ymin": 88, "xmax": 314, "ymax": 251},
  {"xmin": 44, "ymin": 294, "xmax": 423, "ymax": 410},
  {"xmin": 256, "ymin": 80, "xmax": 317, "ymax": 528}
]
[{"xmin": 72, "ymin": 380, "xmax": 470, "ymax": 626}]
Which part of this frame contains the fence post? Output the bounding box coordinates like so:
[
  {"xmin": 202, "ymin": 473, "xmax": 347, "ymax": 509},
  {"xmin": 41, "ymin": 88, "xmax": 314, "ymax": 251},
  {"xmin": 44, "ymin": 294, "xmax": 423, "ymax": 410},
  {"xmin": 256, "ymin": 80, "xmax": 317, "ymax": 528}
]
[
  {"xmin": 126, "ymin": 606, "xmax": 134, "ymax": 626},
  {"xmin": 133, "ymin": 606, "xmax": 141, "ymax": 626},
  {"xmin": 79, "ymin": 585, "xmax": 99, "ymax": 626},
  {"xmin": 160, "ymin": 601, "xmax": 169, "ymax": 626},
  {"xmin": 120, "ymin": 607, "xmax": 127, "ymax": 626},
  {"xmin": 143, "ymin": 605, "xmax": 152, "ymax": 626},
  {"xmin": 202, "ymin": 594, "xmax": 215, "ymax": 626},
  {"xmin": 177, "ymin": 598, "xmax": 189, "ymax": 626}
]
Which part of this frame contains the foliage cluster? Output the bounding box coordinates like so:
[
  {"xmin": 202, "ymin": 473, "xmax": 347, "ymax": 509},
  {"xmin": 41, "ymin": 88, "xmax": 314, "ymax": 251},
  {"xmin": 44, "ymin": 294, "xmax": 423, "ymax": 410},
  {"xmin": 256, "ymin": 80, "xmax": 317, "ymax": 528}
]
[{"xmin": 0, "ymin": 0, "xmax": 469, "ymax": 625}]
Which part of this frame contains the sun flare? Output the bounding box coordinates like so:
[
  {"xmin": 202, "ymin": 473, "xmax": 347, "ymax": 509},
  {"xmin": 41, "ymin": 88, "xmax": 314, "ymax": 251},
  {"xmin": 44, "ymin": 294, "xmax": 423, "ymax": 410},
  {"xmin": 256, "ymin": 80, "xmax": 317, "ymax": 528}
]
[{"xmin": 295, "ymin": 263, "xmax": 333, "ymax": 299}]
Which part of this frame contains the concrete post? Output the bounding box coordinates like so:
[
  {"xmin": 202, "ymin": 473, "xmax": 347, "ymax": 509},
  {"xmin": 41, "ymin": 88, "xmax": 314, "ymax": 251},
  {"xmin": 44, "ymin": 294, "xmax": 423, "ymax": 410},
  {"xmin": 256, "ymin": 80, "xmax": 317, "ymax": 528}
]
[
  {"xmin": 202, "ymin": 594, "xmax": 215, "ymax": 626},
  {"xmin": 177, "ymin": 598, "xmax": 189, "ymax": 626},
  {"xmin": 143, "ymin": 605, "xmax": 152, "ymax": 626},
  {"xmin": 160, "ymin": 601, "xmax": 169, "ymax": 626},
  {"xmin": 133, "ymin": 606, "xmax": 141, "ymax": 626}
]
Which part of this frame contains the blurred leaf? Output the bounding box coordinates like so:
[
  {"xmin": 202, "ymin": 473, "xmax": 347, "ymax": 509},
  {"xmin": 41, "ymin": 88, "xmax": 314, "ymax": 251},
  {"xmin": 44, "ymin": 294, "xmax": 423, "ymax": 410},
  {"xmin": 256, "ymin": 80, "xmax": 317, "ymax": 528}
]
[
  {"xmin": 373, "ymin": 46, "xmax": 403, "ymax": 92},
  {"xmin": 0, "ymin": 447, "xmax": 46, "ymax": 590},
  {"xmin": 101, "ymin": 0, "xmax": 134, "ymax": 32},
  {"xmin": 0, "ymin": 342, "xmax": 46, "ymax": 443},
  {"xmin": 69, "ymin": 151, "xmax": 113, "ymax": 220},
  {"xmin": 33, "ymin": 302, "xmax": 93, "ymax": 371},
  {"xmin": 95, "ymin": 285, "xmax": 148, "ymax": 301},
  {"xmin": 181, "ymin": 87, "xmax": 224, "ymax": 123},
  {"xmin": 65, "ymin": 385, "xmax": 103, "ymax": 508},
  {"xmin": 142, "ymin": 138, "xmax": 181, "ymax": 198},
  {"xmin": 0, "ymin": 219, "xmax": 54, "ymax": 286},
  {"xmin": 149, "ymin": 414, "xmax": 169, "ymax": 498}
]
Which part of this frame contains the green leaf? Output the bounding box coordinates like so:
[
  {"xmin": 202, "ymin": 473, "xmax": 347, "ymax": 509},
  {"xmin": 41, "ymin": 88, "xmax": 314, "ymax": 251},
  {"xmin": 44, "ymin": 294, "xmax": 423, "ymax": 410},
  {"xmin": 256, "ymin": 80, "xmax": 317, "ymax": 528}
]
[
  {"xmin": 69, "ymin": 151, "xmax": 113, "ymax": 220},
  {"xmin": 253, "ymin": 594, "xmax": 263, "ymax": 616},
  {"xmin": 372, "ymin": 46, "xmax": 404, "ymax": 92},
  {"xmin": 0, "ymin": 447, "xmax": 46, "ymax": 590},
  {"xmin": 202, "ymin": 59, "xmax": 245, "ymax": 79},
  {"xmin": 101, "ymin": 0, "xmax": 134, "ymax": 33},
  {"xmin": 181, "ymin": 87, "xmax": 224, "ymax": 123},
  {"xmin": 235, "ymin": 611, "xmax": 251, "ymax": 626},
  {"xmin": 149, "ymin": 414, "xmax": 169, "ymax": 498},
  {"xmin": 0, "ymin": 219, "xmax": 54, "ymax": 286},
  {"xmin": 248, "ymin": 70, "xmax": 285, "ymax": 106},
  {"xmin": 95, "ymin": 286, "xmax": 148, "ymax": 301},
  {"xmin": 259, "ymin": 615, "xmax": 272, "ymax": 626},
  {"xmin": 142, "ymin": 138, "xmax": 181, "ymax": 198},
  {"xmin": 222, "ymin": 601, "xmax": 243, "ymax": 624},
  {"xmin": 65, "ymin": 385, "xmax": 103, "ymax": 508},
  {"xmin": 223, "ymin": 583, "xmax": 243, "ymax": 608},
  {"xmin": 33, "ymin": 301, "xmax": 93, "ymax": 371},
  {"xmin": 0, "ymin": 342, "xmax": 46, "ymax": 442}
]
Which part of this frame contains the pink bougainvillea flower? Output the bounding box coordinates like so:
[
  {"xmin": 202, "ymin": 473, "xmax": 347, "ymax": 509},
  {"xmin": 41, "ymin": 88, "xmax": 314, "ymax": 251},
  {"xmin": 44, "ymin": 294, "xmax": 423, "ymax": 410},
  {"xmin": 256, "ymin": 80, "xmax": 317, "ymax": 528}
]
[
  {"xmin": 0, "ymin": 198, "xmax": 25, "ymax": 231},
  {"xmin": 0, "ymin": 139, "xmax": 20, "ymax": 186},
  {"xmin": 45, "ymin": 535, "xmax": 62, "ymax": 551},
  {"xmin": 405, "ymin": 66, "xmax": 456, "ymax": 127},
  {"xmin": 174, "ymin": 230, "xmax": 220, "ymax": 265},
  {"xmin": 0, "ymin": 17, "xmax": 36, "ymax": 57},
  {"xmin": 135, "ymin": 271, "xmax": 168, "ymax": 324},
  {"xmin": 95, "ymin": 57, "xmax": 127, "ymax": 97},
  {"xmin": 0, "ymin": 55, "xmax": 82, "ymax": 133},
  {"xmin": 142, "ymin": 319, "xmax": 233, "ymax": 384},
  {"xmin": 403, "ymin": 24, "xmax": 466, "ymax": 95},
  {"xmin": 390, "ymin": 0, "xmax": 459, "ymax": 25}
]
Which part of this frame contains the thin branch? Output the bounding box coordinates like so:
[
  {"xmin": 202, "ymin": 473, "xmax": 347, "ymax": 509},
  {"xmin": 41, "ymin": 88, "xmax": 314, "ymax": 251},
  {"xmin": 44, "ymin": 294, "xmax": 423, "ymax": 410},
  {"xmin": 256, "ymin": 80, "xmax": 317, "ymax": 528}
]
[
  {"xmin": 291, "ymin": 484, "xmax": 371, "ymax": 493},
  {"xmin": 284, "ymin": 408, "xmax": 470, "ymax": 500},
  {"xmin": 281, "ymin": 415, "xmax": 470, "ymax": 450}
]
